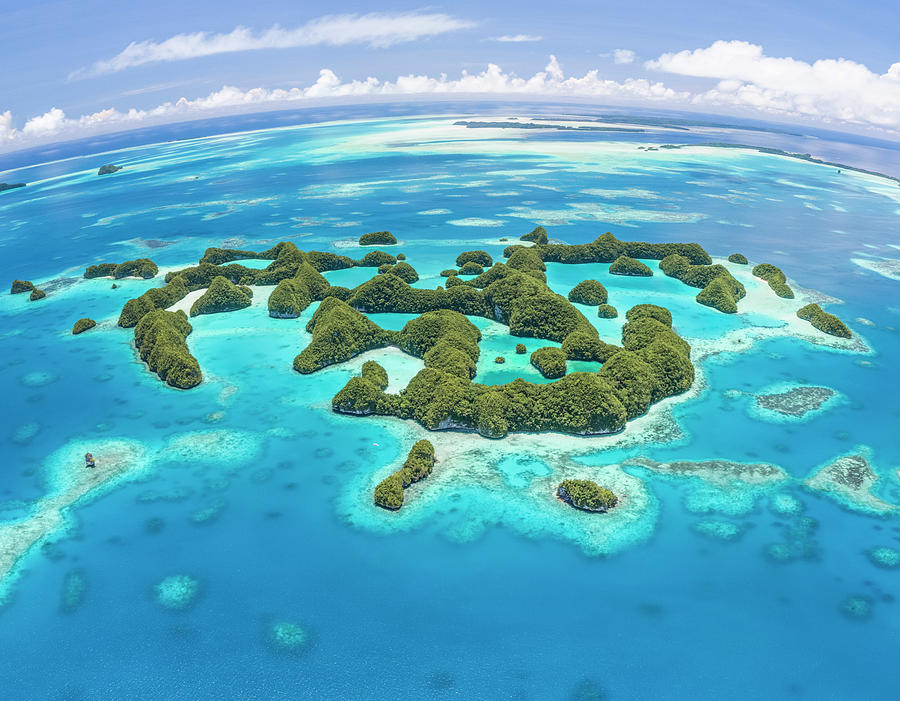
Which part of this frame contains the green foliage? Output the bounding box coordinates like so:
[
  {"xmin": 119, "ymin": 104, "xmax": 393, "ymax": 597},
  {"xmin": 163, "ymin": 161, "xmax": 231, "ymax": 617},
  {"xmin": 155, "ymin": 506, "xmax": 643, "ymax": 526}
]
[
  {"xmin": 494, "ymin": 356, "xmax": 506, "ymax": 364},
  {"xmin": 305, "ymin": 250, "xmax": 357, "ymax": 272},
  {"xmin": 112, "ymin": 259, "xmax": 158, "ymax": 279},
  {"xmin": 598, "ymin": 350, "xmax": 658, "ymax": 418},
  {"xmin": 397, "ymin": 310, "xmax": 481, "ymax": 379},
  {"xmin": 30, "ymin": 288, "xmax": 46, "ymax": 301},
  {"xmin": 568, "ymin": 279, "xmax": 608, "ymax": 305},
  {"xmin": 560, "ymin": 332, "xmax": 621, "ymax": 362},
  {"xmin": 347, "ymin": 271, "xmax": 491, "ymax": 317},
  {"xmin": 753, "ymin": 263, "xmax": 795, "ymax": 299},
  {"xmin": 520, "ymin": 226, "xmax": 549, "ymax": 245},
  {"xmin": 458, "ymin": 261, "xmax": 485, "ymax": 275},
  {"xmin": 796, "ymin": 303, "xmax": 852, "ymax": 338},
  {"xmin": 373, "ymin": 473, "xmax": 404, "ymax": 510},
  {"xmin": 72, "ymin": 318, "xmax": 96, "ymax": 335},
  {"xmin": 190, "ymin": 276, "xmax": 253, "ymax": 317},
  {"xmin": 728, "ymin": 253, "xmax": 748, "ymax": 264},
  {"xmin": 597, "ymin": 304, "xmax": 618, "ymax": 319},
  {"xmin": 324, "ymin": 286, "xmax": 352, "ymax": 301},
  {"xmin": 359, "ymin": 231, "xmax": 397, "ymax": 246},
  {"xmin": 378, "ymin": 261, "xmax": 419, "ymax": 283},
  {"xmin": 530, "ymin": 346, "xmax": 567, "ymax": 378},
  {"xmin": 361, "ymin": 360, "xmax": 389, "ymax": 390},
  {"xmin": 609, "ymin": 255, "xmax": 652, "ymax": 276},
  {"xmin": 294, "ymin": 297, "xmax": 395, "ymax": 374},
  {"xmin": 133, "ymin": 309, "xmax": 202, "ymax": 389},
  {"xmin": 118, "ymin": 276, "xmax": 189, "ymax": 327},
  {"xmin": 445, "ymin": 275, "xmax": 464, "ymax": 288},
  {"xmin": 373, "ymin": 440, "xmax": 436, "ymax": 509},
  {"xmin": 396, "ymin": 253, "xmax": 406, "ymax": 261},
  {"xmin": 10, "ymin": 279, "xmax": 34, "ymax": 294},
  {"xmin": 625, "ymin": 304, "xmax": 672, "ymax": 327},
  {"xmin": 456, "ymin": 250, "xmax": 493, "ymax": 267},
  {"xmin": 440, "ymin": 269, "xmax": 457, "ymax": 277},
  {"xmin": 660, "ymin": 254, "xmax": 747, "ymax": 313},
  {"xmin": 557, "ymin": 479, "xmax": 618, "ymax": 511},
  {"xmin": 515, "ymin": 343, "xmax": 527, "ymax": 354},
  {"xmin": 358, "ymin": 250, "xmax": 397, "ymax": 267},
  {"xmin": 505, "ymin": 246, "xmax": 546, "ymax": 280},
  {"xmin": 622, "ymin": 316, "xmax": 690, "ymax": 357},
  {"xmin": 268, "ymin": 278, "xmax": 312, "ymax": 318},
  {"xmin": 199, "ymin": 245, "xmax": 279, "ymax": 265},
  {"xmin": 83, "ymin": 263, "xmax": 118, "ymax": 278},
  {"xmin": 536, "ymin": 232, "xmax": 712, "ymax": 266}
]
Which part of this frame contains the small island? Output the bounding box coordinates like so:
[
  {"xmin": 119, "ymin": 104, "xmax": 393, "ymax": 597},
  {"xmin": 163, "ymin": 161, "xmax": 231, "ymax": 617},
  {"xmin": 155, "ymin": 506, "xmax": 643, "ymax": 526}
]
[
  {"xmin": 797, "ymin": 303, "xmax": 852, "ymax": 338},
  {"xmin": 753, "ymin": 263, "xmax": 795, "ymax": 299},
  {"xmin": 597, "ymin": 304, "xmax": 618, "ymax": 318},
  {"xmin": 358, "ymin": 231, "xmax": 397, "ymax": 246},
  {"xmin": 374, "ymin": 439, "xmax": 436, "ymax": 510},
  {"xmin": 568, "ymin": 280, "xmax": 608, "ymax": 306},
  {"xmin": 520, "ymin": 226, "xmax": 549, "ymax": 245},
  {"xmin": 0, "ymin": 182, "xmax": 26, "ymax": 193},
  {"xmin": 85, "ymin": 258, "xmax": 158, "ymax": 279},
  {"xmin": 72, "ymin": 318, "xmax": 97, "ymax": 335},
  {"xmin": 10, "ymin": 279, "xmax": 34, "ymax": 294},
  {"xmin": 97, "ymin": 164, "xmax": 123, "ymax": 175},
  {"xmin": 189, "ymin": 276, "xmax": 253, "ymax": 316},
  {"xmin": 530, "ymin": 346, "xmax": 567, "ymax": 379},
  {"xmin": 456, "ymin": 250, "xmax": 493, "ymax": 268},
  {"xmin": 458, "ymin": 261, "xmax": 485, "ymax": 275},
  {"xmin": 30, "ymin": 288, "xmax": 46, "ymax": 301},
  {"xmin": 728, "ymin": 253, "xmax": 748, "ymax": 264},
  {"xmin": 557, "ymin": 479, "xmax": 618, "ymax": 512},
  {"xmin": 609, "ymin": 255, "xmax": 652, "ymax": 276}
]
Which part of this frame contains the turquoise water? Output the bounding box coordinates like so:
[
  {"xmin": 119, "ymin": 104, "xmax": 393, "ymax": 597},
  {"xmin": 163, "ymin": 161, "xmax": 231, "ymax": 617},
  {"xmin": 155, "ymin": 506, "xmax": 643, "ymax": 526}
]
[{"xmin": 1, "ymin": 106, "xmax": 899, "ymax": 699}]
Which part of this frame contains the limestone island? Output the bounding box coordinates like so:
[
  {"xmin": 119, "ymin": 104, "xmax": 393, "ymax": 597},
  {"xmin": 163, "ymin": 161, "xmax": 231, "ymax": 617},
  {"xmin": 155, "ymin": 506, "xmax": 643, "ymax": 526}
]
[
  {"xmin": 374, "ymin": 439, "xmax": 436, "ymax": 510},
  {"xmin": 568, "ymin": 279, "xmax": 608, "ymax": 306},
  {"xmin": 557, "ymin": 479, "xmax": 618, "ymax": 512},
  {"xmin": 797, "ymin": 303, "xmax": 851, "ymax": 338},
  {"xmin": 0, "ymin": 182, "xmax": 26, "ymax": 193},
  {"xmin": 84, "ymin": 258, "xmax": 158, "ymax": 280},
  {"xmin": 97, "ymin": 164, "xmax": 123, "ymax": 175},
  {"xmin": 359, "ymin": 231, "xmax": 397, "ymax": 246},
  {"xmin": 610, "ymin": 255, "xmax": 653, "ymax": 277},
  {"xmin": 72, "ymin": 318, "xmax": 97, "ymax": 335}
]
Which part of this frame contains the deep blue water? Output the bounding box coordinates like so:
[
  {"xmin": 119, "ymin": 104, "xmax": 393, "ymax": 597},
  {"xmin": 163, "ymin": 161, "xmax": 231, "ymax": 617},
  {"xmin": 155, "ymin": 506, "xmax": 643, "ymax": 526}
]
[{"xmin": 1, "ymin": 104, "xmax": 899, "ymax": 699}]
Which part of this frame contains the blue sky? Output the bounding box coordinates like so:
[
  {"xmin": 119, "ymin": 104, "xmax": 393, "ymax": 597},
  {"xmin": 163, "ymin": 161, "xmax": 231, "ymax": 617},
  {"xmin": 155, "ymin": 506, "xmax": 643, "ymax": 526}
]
[{"xmin": 1, "ymin": 1, "xmax": 898, "ymax": 150}]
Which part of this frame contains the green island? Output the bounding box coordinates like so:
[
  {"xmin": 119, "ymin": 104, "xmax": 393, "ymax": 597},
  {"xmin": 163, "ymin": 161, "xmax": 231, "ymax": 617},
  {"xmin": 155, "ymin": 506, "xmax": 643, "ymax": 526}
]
[
  {"xmin": 97, "ymin": 164, "xmax": 123, "ymax": 175},
  {"xmin": 557, "ymin": 479, "xmax": 618, "ymax": 512},
  {"xmin": 29, "ymin": 288, "xmax": 46, "ymax": 301},
  {"xmin": 359, "ymin": 231, "xmax": 397, "ymax": 246},
  {"xmin": 568, "ymin": 279, "xmax": 608, "ymax": 305},
  {"xmin": 72, "ymin": 318, "xmax": 97, "ymax": 335},
  {"xmin": 0, "ymin": 182, "xmax": 26, "ymax": 193},
  {"xmin": 520, "ymin": 226, "xmax": 549, "ymax": 245},
  {"xmin": 515, "ymin": 343, "xmax": 527, "ymax": 354},
  {"xmin": 373, "ymin": 439, "xmax": 436, "ymax": 510},
  {"xmin": 660, "ymin": 254, "xmax": 746, "ymax": 313},
  {"xmin": 133, "ymin": 310, "xmax": 202, "ymax": 389},
  {"xmin": 597, "ymin": 304, "xmax": 618, "ymax": 318},
  {"xmin": 10, "ymin": 279, "xmax": 34, "ymax": 294},
  {"xmin": 458, "ymin": 261, "xmax": 485, "ymax": 275},
  {"xmin": 752, "ymin": 263, "xmax": 795, "ymax": 299},
  {"xmin": 189, "ymin": 276, "xmax": 253, "ymax": 316},
  {"xmin": 84, "ymin": 258, "xmax": 158, "ymax": 279},
  {"xmin": 610, "ymin": 255, "xmax": 653, "ymax": 277},
  {"xmin": 728, "ymin": 253, "xmax": 748, "ymax": 264},
  {"xmin": 797, "ymin": 303, "xmax": 852, "ymax": 338},
  {"xmin": 495, "ymin": 356, "xmax": 506, "ymax": 364},
  {"xmin": 530, "ymin": 347, "xmax": 567, "ymax": 379}
]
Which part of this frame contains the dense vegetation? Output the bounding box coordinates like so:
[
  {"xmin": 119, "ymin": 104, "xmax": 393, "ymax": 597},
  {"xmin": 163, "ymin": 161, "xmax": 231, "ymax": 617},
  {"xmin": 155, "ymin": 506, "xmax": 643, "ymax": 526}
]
[
  {"xmin": 728, "ymin": 253, "xmax": 748, "ymax": 264},
  {"xmin": 660, "ymin": 254, "xmax": 746, "ymax": 313},
  {"xmin": 112, "ymin": 259, "xmax": 159, "ymax": 279},
  {"xmin": 520, "ymin": 226, "xmax": 549, "ymax": 245},
  {"xmin": 378, "ymin": 261, "xmax": 419, "ymax": 283},
  {"xmin": 796, "ymin": 303, "xmax": 852, "ymax": 338},
  {"xmin": 10, "ymin": 279, "xmax": 34, "ymax": 294},
  {"xmin": 557, "ymin": 479, "xmax": 618, "ymax": 512},
  {"xmin": 458, "ymin": 261, "xmax": 485, "ymax": 276},
  {"xmin": 530, "ymin": 347, "xmax": 567, "ymax": 378},
  {"xmin": 568, "ymin": 280, "xmax": 608, "ymax": 305},
  {"xmin": 29, "ymin": 288, "xmax": 46, "ymax": 301},
  {"xmin": 133, "ymin": 310, "xmax": 202, "ymax": 389},
  {"xmin": 456, "ymin": 250, "xmax": 493, "ymax": 267},
  {"xmin": 72, "ymin": 318, "xmax": 97, "ymax": 335},
  {"xmin": 752, "ymin": 263, "xmax": 795, "ymax": 299},
  {"xmin": 190, "ymin": 276, "xmax": 253, "ymax": 316},
  {"xmin": 515, "ymin": 343, "xmax": 527, "ymax": 354},
  {"xmin": 597, "ymin": 304, "xmax": 618, "ymax": 319},
  {"xmin": 609, "ymin": 255, "xmax": 652, "ymax": 276},
  {"xmin": 359, "ymin": 231, "xmax": 397, "ymax": 246},
  {"xmin": 625, "ymin": 304, "xmax": 672, "ymax": 327},
  {"xmin": 373, "ymin": 439, "xmax": 436, "ymax": 510},
  {"xmin": 519, "ymin": 231, "xmax": 711, "ymax": 266}
]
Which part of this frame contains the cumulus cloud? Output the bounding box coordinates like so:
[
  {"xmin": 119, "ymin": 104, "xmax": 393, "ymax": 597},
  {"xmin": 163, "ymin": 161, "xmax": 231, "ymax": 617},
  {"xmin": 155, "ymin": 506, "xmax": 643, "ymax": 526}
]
[
  {"xmin": 647, "ymin": 40, "xmax": 900, "ymax": 128},
  {"xmin": 613, "ymin": 49, "xmax": 636, "ymax": 64},
  {"xmin": 492, "ymin": 34, "xmax": 543, "ymax": 42},
  {"xmin": 2, "ymin": 57, "xmax": 685, "ymax": 151},
  {"xmin": 72, "ymin": 12, "xmax": 476, "ymax": 78}
]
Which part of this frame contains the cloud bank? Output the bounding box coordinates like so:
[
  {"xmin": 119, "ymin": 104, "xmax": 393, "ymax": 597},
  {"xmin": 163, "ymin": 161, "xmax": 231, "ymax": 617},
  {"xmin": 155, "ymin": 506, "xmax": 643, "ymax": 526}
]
[
  {"xmin": 72, "ymin": 12, "xmax": 476, "ymax": 78},
  {"xmin": 648, "ymin": 40, "xmax": 900, "ymax": 129},
  {"xmin": 492, "ymin": 35, "xmax": 543, "ymax": 43}
]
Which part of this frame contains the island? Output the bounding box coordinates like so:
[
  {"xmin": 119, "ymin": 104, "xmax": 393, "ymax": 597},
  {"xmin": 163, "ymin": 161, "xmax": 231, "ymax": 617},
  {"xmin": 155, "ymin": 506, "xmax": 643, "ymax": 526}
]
[
  {"xmin": 530, "ymin": 347, "xmax": 567, "ymax": 378},
  {"xmin": 10, "ymin": 279, "xmax": 34, "ymax": 294},
  {"xmin": 190, "ymin": 276, "xmax": 253, "ymax": 316},
  {"xmin": 557, "ymin": 479, "xmax": 618, "ymax": 512},
  {"xmin": 458, "ymin": 261, "xmax": 485, "ymax": 275},
  {"xmin": 72, "ymin": 318, "xmax": 97, "ymax": 335},
  {"xmin": 97, "ymin": 164, "xmax": 123, "ymax": 175},
  {"xmin": 520, "ymin": 226, "xmax": 549, "ymax": 245},
  {"xmin": 597, "ymin": 304, "xmax": 618, "ymax": 318},
  {"xmin": 568, "ymin": 280, "xmax": 608, "ymax": 305},
  {"xmin": 359, "ymin": 231, "xmax": 397, "ymax": 246},
  {"xmin": 0, "ymin": 182, "xmax": 26, "ymax": 193},
  {"xmin": 753, "ymin": 263, "xmax": 795, "ymax": 299},
  {"xmin": 374, "ymin": 439, "xmax": 436, "ymax": 510},
  {"xmin": 609, "ymin": 255, "xmax": 653, "ymax": 276},
  {"xmin": 728, "ymin": 253, "xmax": 748, "ymax": 264},
  {"xmin": 30, "ymin": 288, "xmax": 46, "ymax": 301},
  {"xmin": 134, "ymin": 310, "xmax": 202, "ymax": 389},
  {"xmin": 456, "ymin": 250, "xmax": 493, "ymax": 268},
  {"xmin": 84, "ymin": 258, "xmax": 158, "ymax": 279},
  {"xmin": 494, "ymin": 356, "xmax": 506, "ymax": 364},
  {"xmin": 796, "ymin": 303, "xmax": 851, "ymax": 338},
  {"xmin": 515, "ymin": 343, "xmax": 527, "ymax": 354}
]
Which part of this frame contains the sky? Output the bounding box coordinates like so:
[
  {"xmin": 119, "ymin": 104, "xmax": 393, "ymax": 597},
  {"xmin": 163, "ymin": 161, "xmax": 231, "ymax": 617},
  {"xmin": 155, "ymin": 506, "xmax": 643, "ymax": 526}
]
[{"xmin": 1, "ymin": 0, "xmax": 899, "ymax": 152}]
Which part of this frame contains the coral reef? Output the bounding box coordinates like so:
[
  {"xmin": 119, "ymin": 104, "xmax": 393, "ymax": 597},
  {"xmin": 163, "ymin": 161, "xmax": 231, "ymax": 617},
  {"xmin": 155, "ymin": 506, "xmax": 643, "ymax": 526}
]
[{"xmin": 153, "ymin": 574, "xmax": 200, "ymax": 610}]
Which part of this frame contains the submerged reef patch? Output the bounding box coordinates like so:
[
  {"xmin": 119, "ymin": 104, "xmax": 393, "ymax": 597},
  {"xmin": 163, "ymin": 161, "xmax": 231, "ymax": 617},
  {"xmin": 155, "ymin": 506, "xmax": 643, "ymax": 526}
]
[
  {"xmin": 804, "ymin": 451, "xmax": 897, "ymax": 514},
  {"xmin": 866, "ymin": 546, "xmax": 900, "ymax": 569},
  {"xmin": 153, "ymin": 574, "xmax": 201, "ymax": 610},
  {"xmin": 267, "ymin": 620, "xmax": 311, "ymax": 654}
]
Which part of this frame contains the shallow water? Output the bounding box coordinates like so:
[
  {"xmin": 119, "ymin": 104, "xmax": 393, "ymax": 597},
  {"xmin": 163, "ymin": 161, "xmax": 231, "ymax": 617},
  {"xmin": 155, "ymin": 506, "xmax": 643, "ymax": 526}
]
[{"xmin": 1, "ymin": 106, "xmax": 899, "ymax": 699}]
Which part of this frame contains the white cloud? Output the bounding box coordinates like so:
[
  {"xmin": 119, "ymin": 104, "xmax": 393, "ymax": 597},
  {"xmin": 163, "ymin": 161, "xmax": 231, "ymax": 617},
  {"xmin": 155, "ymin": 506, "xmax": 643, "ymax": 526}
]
[
  {"xmin": 613, "ymin": 49, "xmax": 636, "ymax": 64},
  {"xmin": 2, "ymin": 56, "xmax": 686, "ymax": 151},
  {"xmin": 72, "ymin": 12, "xmax": 476, "ymax": 78},
  {"xmin": 647, "ymin": 40, "xmax": 900, "ymax": 129},
  {"xmin": 492, "ymin": 34, "xmax": 543, "ymax": 42}
]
